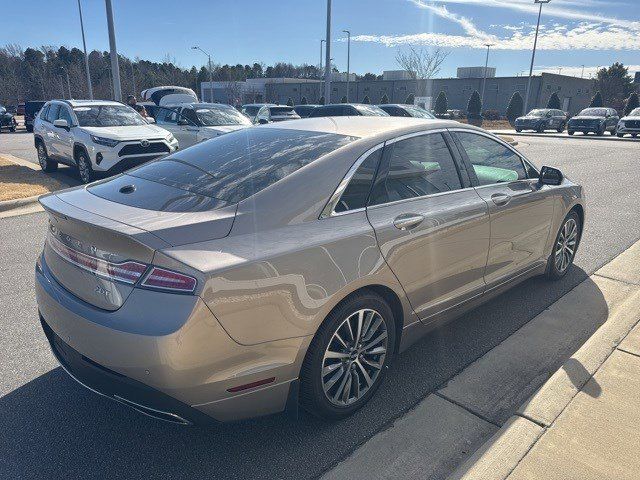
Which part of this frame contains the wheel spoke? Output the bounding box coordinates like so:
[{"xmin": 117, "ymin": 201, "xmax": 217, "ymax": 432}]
[
  {"xmin": 325, "ymin": 350, "xmax": 349, "ymax": 359},
  {"xmin": 363, "ymin": 331, "xmax": 387, "ymax": 351},
  {"xmin": 352, "ymin": 370, "xmax": 361, "ymax": 399},
  {"xmin": 355, "ymin": 310, "xmax": 364, "ymax": 345},
  {"xmin": 323, "ymin": 366, "xmax": 345, "ymax": 392},
  {"xmin": 323, "ymin": 362, "xmax": 342, "ymax": 377},
  {"xmin": 363, "ymin": 317, "xmax": 383, "ymax": 342},
  {"xmin": 356, "ymin": 360, "xmax": 373, "ymax": 387},
  {"xmin": 332, "ymin": 368, "xmax": 351, "ymax": 402},
  {"xmin": 334, "ymin": 332, "xmax": 349, "ymax": 350}
]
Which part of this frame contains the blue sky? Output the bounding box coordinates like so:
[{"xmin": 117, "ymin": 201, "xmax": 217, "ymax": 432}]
[{"xmin": 3, "ymin": 0, "xmax": 639, "ymax": 78}]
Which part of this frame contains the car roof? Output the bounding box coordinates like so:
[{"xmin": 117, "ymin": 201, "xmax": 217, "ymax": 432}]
[
  {"xmin": 242, "ymin": 103, "xmax": 276, "ymax": 107},
  {"xmin": 167, "ymin": 102, "xmax": 233, "ymax": 109},
  {"xmin": 56, "ymin": 99, "xmax": 125, "ymax": 108},
  {"xmin": 259, "ymin": 116, "xmax": 463, "ymax": 139}
]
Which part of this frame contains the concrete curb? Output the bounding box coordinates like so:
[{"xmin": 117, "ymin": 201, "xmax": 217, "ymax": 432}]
[
  {"xmin": 489, "ymin": 131, "xmax": 640, "ymax": 143},
  {"xmin": 448, "ymin": 247, "xmax": 640, "ymax": 480},
  {"xmin": 0, "ymin": 195, "xmax": 40, "ymax": 212}
]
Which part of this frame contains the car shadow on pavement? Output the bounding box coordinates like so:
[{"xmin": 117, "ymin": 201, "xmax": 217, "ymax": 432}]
[{"xmin": 1, "ymin": 265, "xmax": 606, "ymax": 480}]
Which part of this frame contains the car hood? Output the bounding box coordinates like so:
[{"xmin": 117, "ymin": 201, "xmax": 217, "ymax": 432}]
[
  {"xmin": 620, "ymin": 116, "xmax": 640, "ymax": 122},
  {"xmin": 79, "ymin": 124, "xmax": 170, "ymax": 141},
  {"xmin": 570, "ymin": 116, "xmax": 604, "ymax": 121},
  {"xmin": 516, "ymin": 116, "xmax": 543, "ymax": 121},
  {"xmin": 198, "ymin": 124, "xmax": 250, "ymax": 138}
]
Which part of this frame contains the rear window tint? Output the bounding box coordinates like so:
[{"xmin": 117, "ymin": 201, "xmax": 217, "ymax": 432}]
[{"xmin": 129, "ymin": 128, "xmax": 357, "ymax": 205}]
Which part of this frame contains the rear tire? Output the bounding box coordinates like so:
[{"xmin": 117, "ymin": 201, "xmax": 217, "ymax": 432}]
[
  {"xmin": 556, "ymin": 122, "xmax": 565, "ymax": 133},
  {"xmin": 26, "ymin": 125, "xmax": 33, "ymax": 133},
  {"xmin": 76, "ymin": 150, "xmax": 94, "ymax": 184},
  {"xmin": 546, "ymin": 210, "xmax": 581, "ymax": 280},
  {"xmin": 37, "ymin": 142, "xmax": 58, "ymax": 172},
  {"xmin": 617, "ymin": 133, "xmax": 624, "ymax": 138},
  {"xmin": 300, "ymin": 291, "xmax": 396, "ymax": 420},
  {"xmin": 568, "ymin": 130, "xmax": 574, "ymax": 135},
  {"xmin": 596, "ymin": 125, "xmax": 605, "ymax": 136},
  {"xmin": 537, "ymin": 123, "xmax": 545, "ymax": 133}
]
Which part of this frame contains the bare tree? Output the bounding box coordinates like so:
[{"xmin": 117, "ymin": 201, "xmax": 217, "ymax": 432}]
[{"xmin": 395, "ymin": 46, "xmax": 449, "ymax": 80}]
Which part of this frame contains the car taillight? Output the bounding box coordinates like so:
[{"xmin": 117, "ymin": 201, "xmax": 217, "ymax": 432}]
[
  {"xmin": 140, "ymin": 267, "xmax": 197, "ymax": 293},
  {"xmin": 49, "ymin": 234, "xmax": 147, "ymax": 285}
]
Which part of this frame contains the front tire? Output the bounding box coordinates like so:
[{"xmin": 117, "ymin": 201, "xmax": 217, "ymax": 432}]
[
  {"xmin": 76, "ymin": 150, "xmax": 94, "ymax": 184},
  {"xmin": 37, "ymin": 142, "xmax": 58, "ymax": 172},
  {"xmin": 300, "ymin": 291, "xmax": 396, "ymax": 420},
  {"xmin": 546, "ymin": 211, "xmax": 581, "ymax": 280},
  {"xmin": 556, "ymin": 122, "xmax": 565, "ymax": 133},
  {"xmin": 537, "ymin": 123, "xmax": 545, "ymax": 133},
  {"xmin": 568, "ymin": 130, "xmax": 575, "ymax": 135}
]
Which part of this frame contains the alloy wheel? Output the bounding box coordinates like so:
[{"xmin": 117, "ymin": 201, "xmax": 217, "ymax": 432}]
[
  {"xmin": 321, "ymin": 308, "xmax": 388, "ymax": 406},
  {"xmin": 555, "ymin": 218, "xmax": 578, "ymax": 273},
  {"xmin": 78, "ymin": 157, "xmax": 91, "ymax": 183},
  {"xmin": 37, "ymin": 145, "xmax": 47, "ymax": 169}
]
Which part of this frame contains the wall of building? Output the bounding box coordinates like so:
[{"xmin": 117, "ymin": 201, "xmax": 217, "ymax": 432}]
[{"xmin": 265, "ymin": 74, "xmax": 594, "ymax": 115}]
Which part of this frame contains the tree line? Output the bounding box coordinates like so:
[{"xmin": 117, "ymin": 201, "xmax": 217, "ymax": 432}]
[{"xmin": 1, "ymin": 44, "xmax": 380, "ymax": 105}]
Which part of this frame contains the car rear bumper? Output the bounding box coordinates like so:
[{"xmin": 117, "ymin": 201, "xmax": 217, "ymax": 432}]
[
  {"xmin": 35, "ymin": 254, "xmax": 307, "ymax": 423},
  {"xmin": 617, "ymin": 126, "xmax": 640, "ymax": 134}
]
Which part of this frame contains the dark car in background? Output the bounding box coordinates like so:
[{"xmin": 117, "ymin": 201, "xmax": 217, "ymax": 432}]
[
  {"xmin": 25, "ymin": 100, "xmax": 47, "ymax": 132},
  {"xmin": 568, "ymin": 107, "xmax": 619, "ymax": 136},
  {"xmin": 293, "ymin": 104, "xmax": 320, "ymax": 118},
  {"xmin": 308, "ymin": 103, "xmax": 389, "ymax": 118},
  {"xmin": 514, "ymin": 109, "xmax": 567, "ymax": 133},
  {"xmin": 16, "ymin": 102, "xmax": 25, "ymax": 116},
  {"xmin": 254, "ymin": 105, "xmax": 301, "ymax": 124},
  {"xmin": 379, "ymin": 104, "xmax": 435, "ymax": 119},
  {"xmin": 0, "ymin": 105, "xmax": 18, "ymax": 132}
]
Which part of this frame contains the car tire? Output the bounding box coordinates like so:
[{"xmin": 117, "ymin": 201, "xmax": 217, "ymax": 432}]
[
  {"xmin": 617, "ymin": 132, "xmax": 624, "ymax": 138},
  {"xmin": 76, "ymin": 150, "xmax": 94, "ymax": 184},
  {"xmin": 556, "ymin": 123, "xmax": 565, "ymax": 133},
  {"xmin": 633, "ymin": 134, "xmax": 638, "ymax": 138},
  {"xmin": 596, "ymin": 125, "xmax": 605, "ymax": 136},
  {"xmin": 546, "ymin": 210, "xmax": 581, "ymax": 281},
  {"xmin": 36, "ymin": 141, "xmax": 58, "ymax": 173},
  {"xmin": 300, "ymin": 291, "xmax": 396, "ymax": 420},
  {"xmin": 568, "ymin": 130, "xmax": 574, "ymax": 135},
  {"xmin": 515, "ymin": 128, "xmax": 522, "ymax": 133},
  {"xmin": 537, "ymin": 123, "xmax": 545, "ymax": 133},
  {"xmin": 26, "ymin": 125, "xmax": 33, "ymax": 133}
]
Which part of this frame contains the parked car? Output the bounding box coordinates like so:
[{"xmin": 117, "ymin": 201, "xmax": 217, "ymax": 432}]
[
  {"xmin": 379, "ymin": 104, "xmax": 435, "ymax": 119},
  {"xmin": 293, "ymin": 104, "xmax": 320, "ymax": 118},
  {"xmin": 140, "ymin": 86, "xmax": 198, "ymax": 106},
  {"xmin": 6, "ymin": 105, "xmax": 18, "ymax": 114},
  {"xmin": 514, "ymin": 109, "xmax": 567, "ymax": 133},
  {"xmin": 33, "ymin": 99, "xmax": 178, "ymax": 183},
  {"xmin": 35, "ymin": 116, "xmax": 584, "ymax": 424},
  {"xmin": 17, "ymin": 102, "xmax": 25, "ymax": 116},
  {"xmin": 25, "ymin": 100, "xmax": 47, "ymax": 132},
  {"xmin": 567, "ymin": 107, "xmax": 619, "ymax": 136},
  {"xmin": 254, "ymin": 105, "xmax": 301, "ymax": 124},
  {"xmin": 154, "ymin": 103, "xmax": 252, "ymax": 148},
  {"xmin": 241, "ymin": 103, "xmax": 275, "ymax": 122},
  {"xmin": 308, "ymin": 103, "xmax": 390, "ymax": 117},
  {"xmin": 0, "ymin": 105, "xmax": 17, "ymax": 132},
  {"xmin": 616, "ymin": 107, "xmax": 640, "ymax": 138}
]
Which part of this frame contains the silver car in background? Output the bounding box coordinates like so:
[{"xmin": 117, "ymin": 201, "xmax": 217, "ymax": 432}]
[{"xmin": 35, "ymin": 117, "xmax": 584, "ymax": 424}]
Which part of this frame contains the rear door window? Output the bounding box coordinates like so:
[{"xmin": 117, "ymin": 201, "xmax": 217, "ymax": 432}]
[{"xmin": 334, "ymin": 149, "xmax": 382, "ymax": 213}]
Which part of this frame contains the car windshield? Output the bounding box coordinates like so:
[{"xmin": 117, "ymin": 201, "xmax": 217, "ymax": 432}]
[
  {"xmin": 128, "ymin": 128, "xmax": 357, "ymax": 205},
  {"xmin": 354, "ymin": 105, "xmax": 389, "ymax": 116},
  {"xmin": 270, "ymin": 107, "xmax": 298, "ymax": 116},
  {"xmin": 74, "ymin": 105, "xmax": 148, "ymax": 127},
  {"xmin": 243, "ymin": 106, "xmax": 261, "ymax": 117},
  {"xmin": 404, "ymin": 105, "xmax": 435, "ymax": 119},
  {"xmin": 579, "ymin": 108, "xmax": 607, "ymax": 117},
  {"xmin": 195, "ymin": 106, "xmax": 252, "ymax": 126},
  {"xmin": 629, "ymin": 108, "xmax": 640, "ymax": 117},
  {"xmin": 527, "ymin": 110, "xmax": 547, "ymax": 117}
]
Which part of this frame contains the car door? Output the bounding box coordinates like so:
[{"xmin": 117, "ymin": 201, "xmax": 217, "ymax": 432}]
[
  {"xmin": 43, "ymin": 104, "xmax": 61, "ymax": 158},
  {"xmin": 452, "ymin": 130, "xmax": 555, "ymax": 289},
  {"xmin": 366, "ymin": 131, "xmax": 491, "ymax": 321},
  {"xmin": 155, "ymin": 107, "xmax": 195, "ymax": 148},
  {"xmin": 607, "ymin": 109, "xmax": 619, "ymax": 131},
  {"xmin": 54, "ymin": 105, "xmax": 75, "ymax": 161}
]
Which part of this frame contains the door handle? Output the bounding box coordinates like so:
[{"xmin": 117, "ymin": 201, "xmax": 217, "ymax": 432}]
[
  {"xmin": 491, "ymin": 193, "xmax": 511, "ymax": 206},
  {"xmin": 393, "ymin": 213, "xmax": 424, "ymax": 231}
]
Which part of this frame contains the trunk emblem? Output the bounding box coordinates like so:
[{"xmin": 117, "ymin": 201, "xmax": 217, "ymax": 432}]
[{"xmin": 140, "ymin": 139, "xmax": 150, "ymax": 147}]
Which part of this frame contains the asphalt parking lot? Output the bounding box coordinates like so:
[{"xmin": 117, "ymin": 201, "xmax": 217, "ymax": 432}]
[{"xmin": 1, "ymin": 135, "xmax": 640, "ymax": 479}]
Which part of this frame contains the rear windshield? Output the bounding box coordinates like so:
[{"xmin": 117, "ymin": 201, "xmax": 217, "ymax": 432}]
[
  {"xmin": 128, "ymin": 128, "xmax": 357, "ymax": 205},
  {"xmin": 354, "ymin": 105, "xmax": 389, "ymax": 116},
  {"xmin": 270, "ymin": 107, "xmax": 298, "ymax": 116}
]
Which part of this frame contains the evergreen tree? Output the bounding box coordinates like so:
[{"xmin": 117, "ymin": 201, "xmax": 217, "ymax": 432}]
[
  {"xmin": 300, "ymin": 96, "xmax": 307, "ymax": 105},
  {"xmin": 380, "ymin": 93, "xmax": 389, "ymax": 104},
  {"xmin": 506, "ymin": 91, "xmax": 524, "ymax": 123},
  {"xmin": 623, "ymin": 92, "xmax": 639, "ymax": 116},
  {"xmin": 546, "ymin": 92, "xmax": 561, "ymax": 109},
  {"xmin": 467, "ymin": 90, "xmax": 482, "ymax": 117},
  {"xmin": 362, "ymin": 95, "xmax": 371, "ymax": 104},
  {"xmin": 434, "ymin": 91, "xmax": 448, "ymax": 116},
  {"xmin": 319, "ymin": 96, "xmax": 325, "ymax": 105},
  {"xmin": 405, "ymin": 93, "xmax": 415, "ymax": 105},
  {"xmin": 286, "ymin": 97, "xmax": 293, "ymax": 106},
  {"xmin": 589, "ymin": 91, "xmax": 604, "ymax": 108}
]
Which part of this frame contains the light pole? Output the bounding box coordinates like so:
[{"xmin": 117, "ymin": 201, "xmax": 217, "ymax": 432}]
[
  {"xmin": 524, "ymin": 0, "xmax": 550, "ymax": 115},
  {"xmin": 77, "ymin": 0, "xmax": 93, "ymax": 99},
  {"xmin": 342, "ymin": 30, "xmax": 351, "ymax": 102},
  {"xmin": 324, "ymin": 0, "xmax": 332, "ymax": 104},
  {"xmin": 192, "ymin": 46, "xmax": 213, "ymax": 101},
  {"xmin": 320, "ymin": 39, "xmax": 325, "ymax": 102},
  {"xmin": 581, "ymin": 65, "xmax": 585, "ymax": 78},
  {"xmin": 105, "ymin": 0, "xmax": 122, "ymax": 101},
  {"xmin": 131, "ymin": 62, "xmax": 137, "ymax": 96},
  {"xmin": 480, "ymin": 43, "xmax": 493, "ymax": 105}
]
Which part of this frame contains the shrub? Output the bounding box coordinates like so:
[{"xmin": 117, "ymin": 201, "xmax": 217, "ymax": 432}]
[
  {"xmin": 434, "ymin": 91, "xmax": 448, "ymax": 116},
  {"xmin": 405, "ymin": 93, "xmax": 415, "ymax": 104},
  {"xmin": 286, "ymin": 97, "xmax": 294, "ymax": 106},
  {"xmin": 624, "ymin": 92, "xmax": 639, "ymax": 116},
  {"xmin": 300, "ymin": 96, "xmax": 307, "ymax": 105},
  {"xmin": 340, "ymin": 96, "xmax": 347, "ymax": 103},
  {"xmin": 380, "ymin": 93, "xmax": 389, "ymax": 104},
  {"xmin": 467, "ymin": 90, "xmax": 482, "ymax": 117},
  {"xmin": 319, "ymin": 96, "xmax": 325, "ymax": 105},
  {"xmin": 589, "ymin": 91, "xmax": 603, "ymax": 108},
  {"xmin": 506, "ymin": 91, "xmax": 524, "ymax": 123},
  {"xmin": 362, "ymin": 95, "xmax": 371, "ymax": 104},
  {"xmin": 547, "ymin": 92, "xmax": 561, "ymax": 109}
]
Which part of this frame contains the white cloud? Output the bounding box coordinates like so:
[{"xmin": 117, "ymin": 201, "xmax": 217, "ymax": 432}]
[{"xmin": 533, "ymin": 65, "xmax": 640, "ymax": 78}]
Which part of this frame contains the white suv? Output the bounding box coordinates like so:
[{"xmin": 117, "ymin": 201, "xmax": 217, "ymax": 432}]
[{"xmin": 33, "ymin": 100, "xmax": 178, "ymax": 183}]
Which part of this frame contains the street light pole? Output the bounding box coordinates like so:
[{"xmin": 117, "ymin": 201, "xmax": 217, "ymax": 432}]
[
  {"xmin": 320, "ymin": 39, "xmax": 325, "ymax": 103},
  {"xmin": 192, "ymin": 46, "xmax": 213, "ymax": 101},
  {"xmin": 77, "ymin": 0, "xmax": 93, "ymax": 99},
  {"xmin": 324, "ymin": 0, "xmax": 332, "ymax": 104},
  {"xmin": 524, "ymin": 0, "xmax": 550, "ymax": 114},
  {"xmin": 480, "ymin": 43, "xmax": 493, "ymax": 105},
  {"xmin": 581, "ymin": 65, "xmax": 585, "ymax": 78},
  {"xmin": 105, "ymin": 0, "xmax": 122, "ymax": 101},
  {"xmin": 342, "ymin": 30, "xmax": 351, "ymax": 102}
]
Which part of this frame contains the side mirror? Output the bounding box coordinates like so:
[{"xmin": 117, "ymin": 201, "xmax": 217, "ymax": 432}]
[
  {"xmin": 257, "ymin": 118, "xmax": 269, "ymax": 124},
  {"xmin": 539, "ymin": 166, "xmax": 563, "ymax": 186},
  {"xmin": 53, "ymin": 119, "xmax": 69, "ymax": 129}
]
